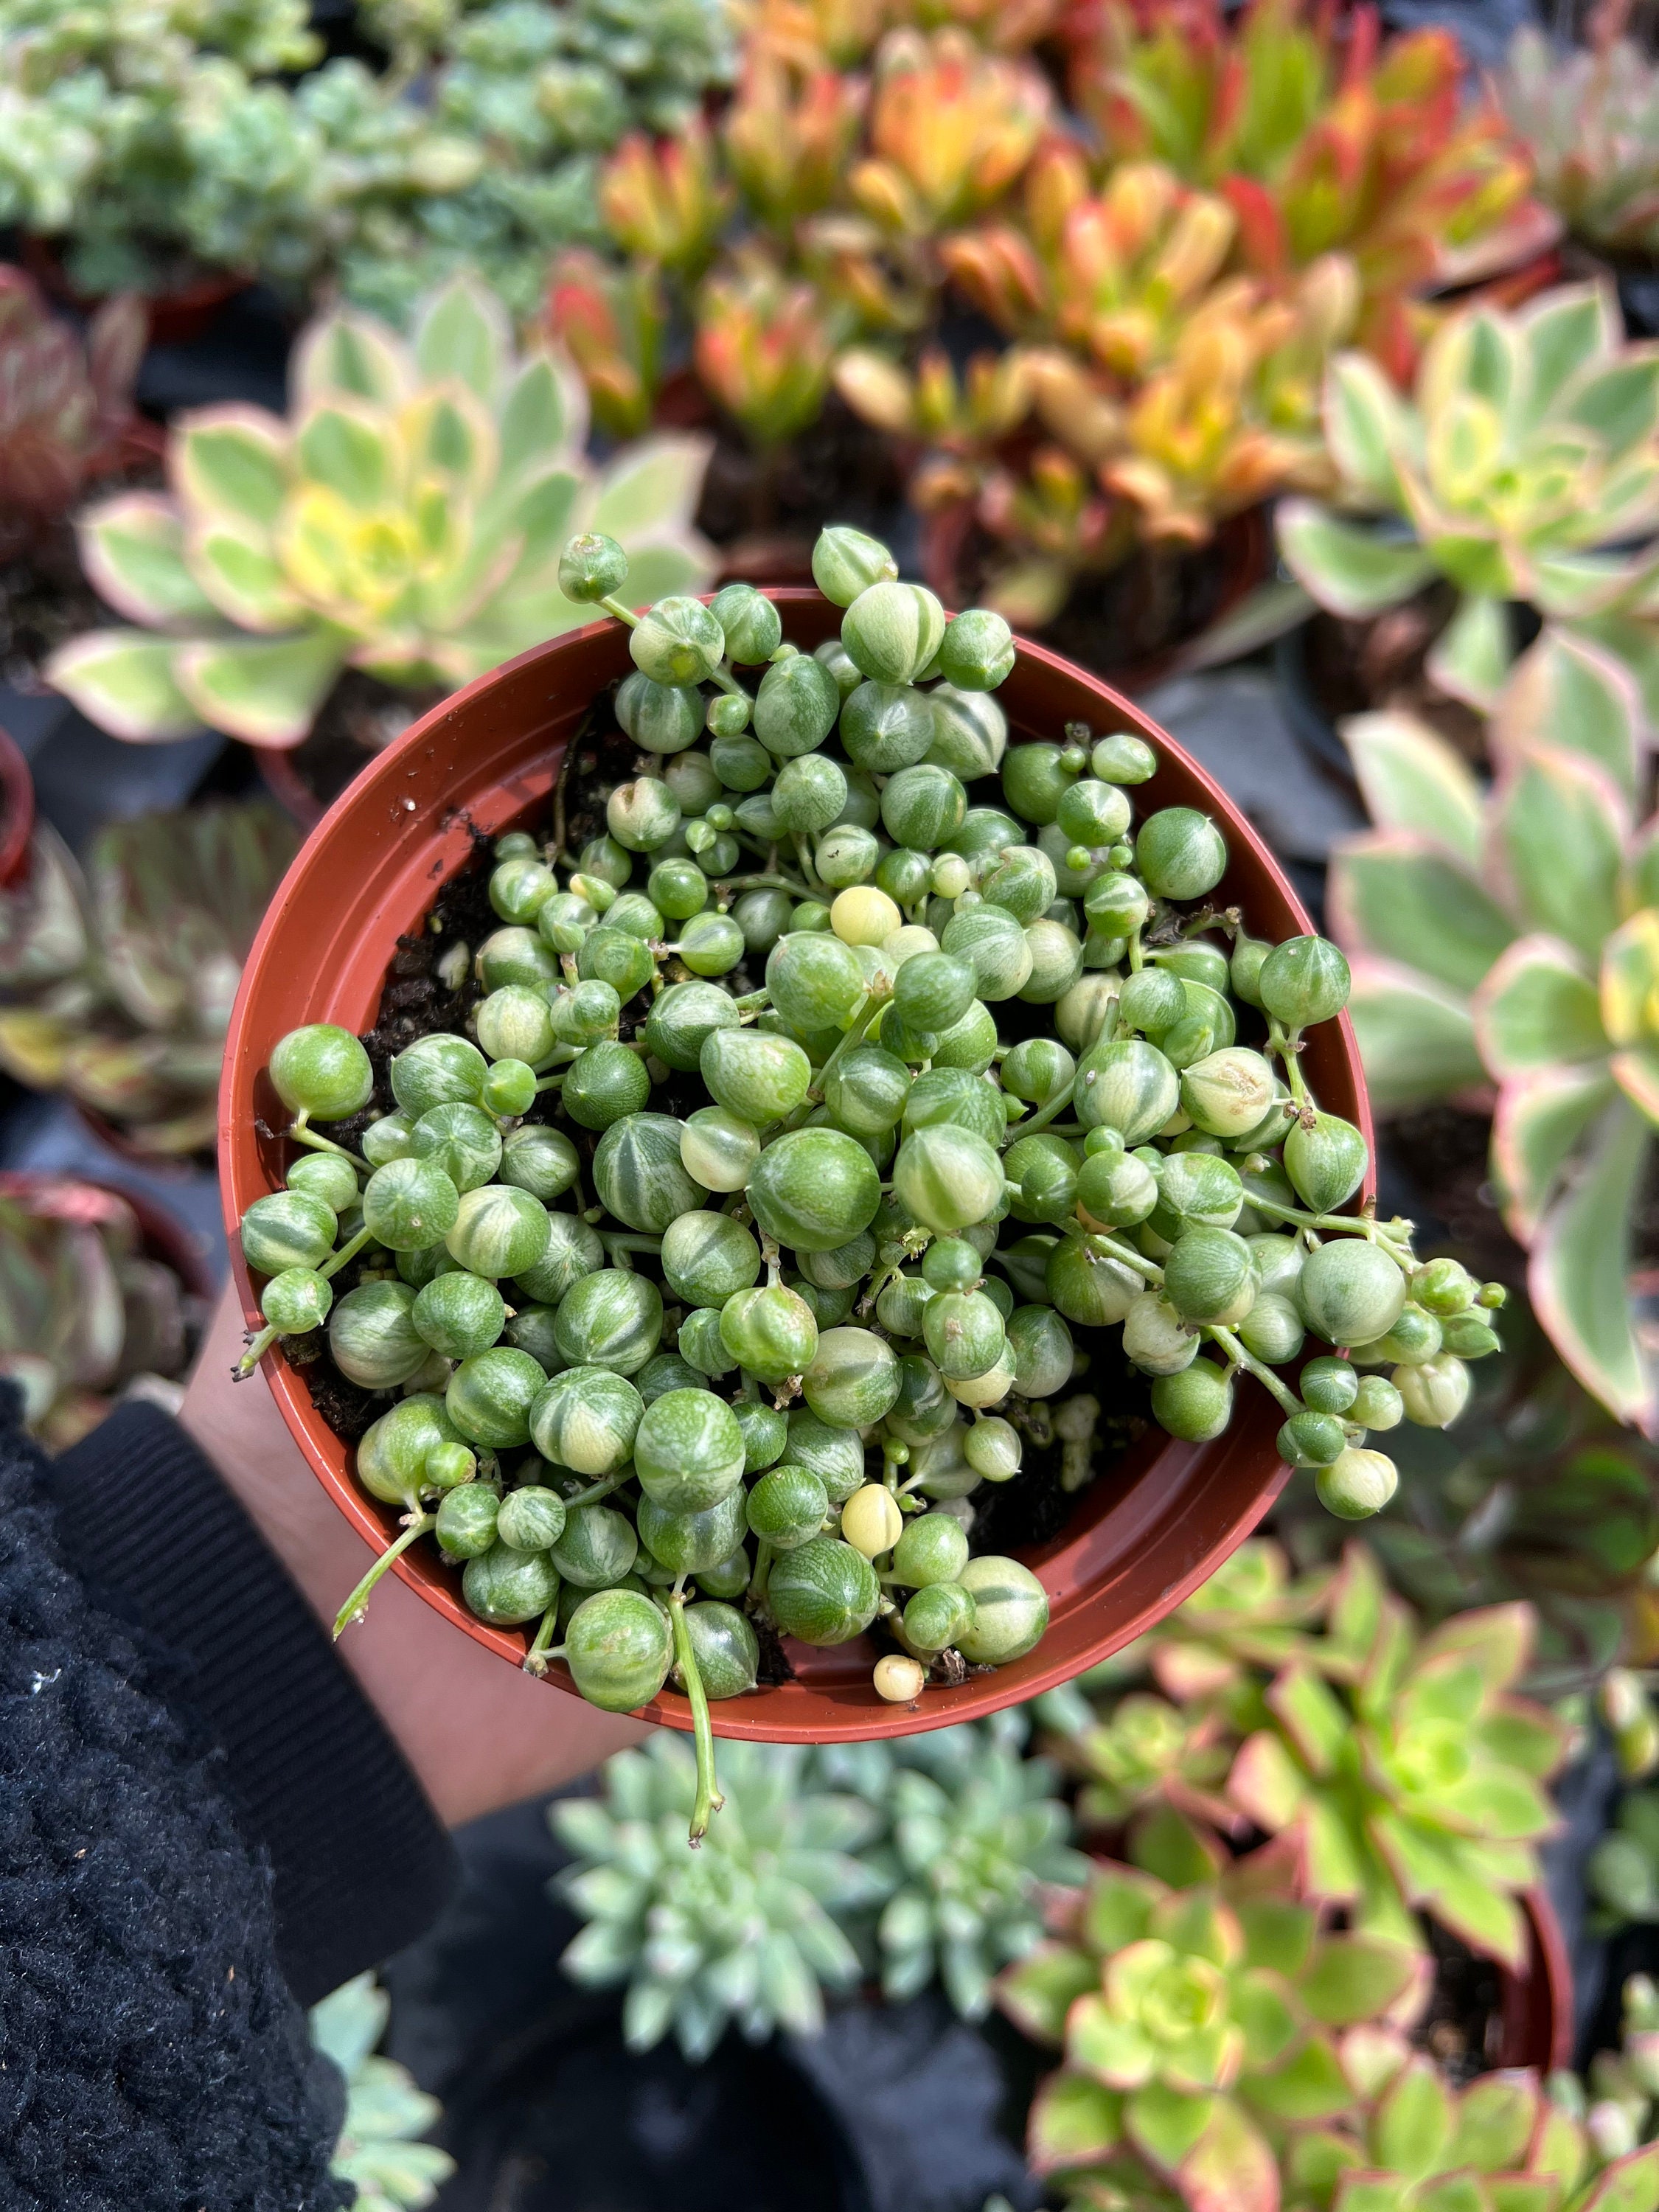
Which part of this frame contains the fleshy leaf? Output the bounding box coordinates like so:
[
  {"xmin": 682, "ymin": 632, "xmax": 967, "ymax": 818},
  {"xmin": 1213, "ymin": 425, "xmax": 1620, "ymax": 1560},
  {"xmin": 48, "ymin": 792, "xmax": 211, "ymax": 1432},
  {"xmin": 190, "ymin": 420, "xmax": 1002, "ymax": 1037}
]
[
  {"xmin": 497, "ymin": 353, "xmax": 580, "ymax": 485},
  {"xmin": 1613, "ymin": 1048, "xmax": 1659, "ymax": 1127},
  {"xmin": 1228, "ymin": 1731, "xmax": 1308, "ymax": 1832},
  {"xmin": 591, "ymin": 434, "xmax": 717, "ymax": 542},
  {"xmin": 77, "ymin": 493, "xmax": 220, "ymax": 629},
  {"xmin": 1240, "ymin": 2030, "xmax": 1352, "ymax": 2121},
  {"xmin": 1490, "ymin": 1062, "xmax": 1617, "ymax": 1242},
  {"xmin": 1276, "ymin": 498, "xmax": 1436, "ymax": 618},
  {"xmin": 1368, "ymin": 2056, "xmax": 1454, "ymax": 2181},
  {"xmin": 294, "ymin": 401, "xmax": 400, "ymax": 511},
  {"xmin": 1531, "ymin": 1094, "xmax": 1655, "ymax": 1433},
  {"xmin": 1345, "ymin": 956, "xmax": 1485, "ymax": 1110},
  {"xmin": 1324, "ymin": 354, "xmax": 1416, "ymax": 507},
  {"xmin": 174, "ymin": 630, "xmax": 344, "ymax": 748},
  {"xmin": 187, "ymin": 519, "xmax": 306, "ymax": 633},
  {"xmin": 1340, "ymin": 710, "xmax": 1483, "ymax": 867},
  {"xmin": 1574, "ymin": 2145, "xmax": 1659, "ymax": 2212},
  {"xmin": 1297, "ymin": 1937, "xmax": 1419, "ymax": 2027},
  {"xmin": 1330, "ymin": 835, "xmax": 1514, "ymax": 992},
  {"xmin": 1267, "ymin": 1664, "xmax": 1347, "ymax": 1775},
  {"xmin": 1487, "ymin": 746, "xmax": 1628, "ymax": 961},
  {"xmin": 995, "ymin": 1943, "xmax": 1099, "ymax": 2047},
  {"xmin": 1448, "ymin": 2073, "xmax": 1536, "ymax": 2173},
  {"xmin": 1026, "ymin": 2069, "xmax": 1123, "ymax": 2174},
  {"xmin": 1601, "ymin": 911, "xmax": 1659, "ymax": 1046},
  {"xmin": 1472, "ymin": 936, "xmax": 1606, "ymax": 1076},
  {"xmin": 45, "ymin": 630, "xmax": 203, "ymax": 741},
  {"xmin": 412, "ymin": 273, "xmax": 510, "ymax": 404},
  {"xmin": 1124, "ymin": 2081, "xmax": 1214, "ymax": 2173},
  {"xmin": 1495, "ymin": 627, "xmax": 1644, "ymax": 800},
  {"xmin": 292, "ymin": 305, "xmax": 412, "ymax": 409},
  {"xmin": 1172, "ymin": 2093, "xmax": 1279, "ymax": 2212},
  {"xmin": 170, "ymin": 406, "xmax": 290, "ymax": 532},
  {"xmin": 1427, "ymin": 593, "xmax": 1513, "ymax": 711}
]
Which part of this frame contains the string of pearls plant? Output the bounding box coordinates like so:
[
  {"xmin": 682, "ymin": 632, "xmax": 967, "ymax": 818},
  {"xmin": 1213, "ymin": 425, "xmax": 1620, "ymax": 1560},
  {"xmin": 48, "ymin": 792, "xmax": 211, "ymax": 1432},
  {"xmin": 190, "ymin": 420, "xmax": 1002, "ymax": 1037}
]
[{"xmin": 232, "ymin": 522, "xmax": 1504, "ymax": 1842}]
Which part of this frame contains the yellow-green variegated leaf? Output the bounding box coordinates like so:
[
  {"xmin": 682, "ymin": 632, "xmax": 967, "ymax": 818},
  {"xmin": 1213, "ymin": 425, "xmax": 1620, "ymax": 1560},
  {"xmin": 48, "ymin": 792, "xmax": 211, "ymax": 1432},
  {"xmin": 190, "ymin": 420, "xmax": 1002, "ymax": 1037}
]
[
  {"xmin": 291, "ymin": 304, "xmax": 413, "ymax": 411},
  {"xmin": 1329, "ymin": 833, "xmax": 1514, "ymax": 992},
  {"xmin": 1340, "ymin": 711, "xmax": 1483, "ymax": 866},
  {"xmin": 1423, "ymin": 304, "xmax": 1526, "ymax": 424},
  {"xmin": 1613, "ymin": 1048, "xmax": 1659, "ymax": 1127},
  {"xmin": 174, "ymin": 629, "xmax": 344, "ymax": 747},
  {"xmin": 1425, "ymin": 592, "xmax": 1513, "ymax": 712},
  {"xmin": 294, "ymin": 400, "xmax": 403, "ymax": 511},
  {"xmin": 497, "ymin": 349, "xmax": 584, "ymax": 487},
  {"xmin": 477, "ymin": 459, "xmax": 585, "ymax": 579},
  {"xmin": 1559, "ymin": 344, "xmax": 1659, "ymax": 459},
  {"xmin": 1517, "ymin": 282, "xmax": 1621, "ymax": 425},
  {"xmin": 416, "ymin": 526, "xmax": 524, "ymax": 641},
  {"xmin": 400, "ymin": 382, "xmax": 499, "ymax": 506},
  {"xmin": 1531, "ymin": 1094, "xmax": 1655, "ymax": 1435},
  {"xmin": 1486, "ymin": 745, "xmax": 1628, "ymax": 960},
  {"xmin": 605, "ymin": 537, "xmax": 717, "ymax": 609},
  {"xmin": 1601, "ymin": 909, "xmax": 1659, "ymax": 1046},
  {"xmin": 1494, "ymin": 627, "xmax": 1643, "ymax": 801},
  {"xmin": 1343, "ymin": 958, "xmax": 1484, "ymax": 1111},
  {"xmin": 1570, "ymin": 610, "xmax": 1659, "ymax": 732},
  {"xmin": 411, "ymin": 273, "xmax": 510, "ymax": 405},
  {"xmin": 45, "ymin": 630, "xmax": 204, "ymax": 740},
  {"xmin": 186, "ymin": 517, "xmax": 306, "ymax": 633},
  {"xmin": 588, "ymin": 433, "xmax": 717, "ymax": 547},
  {"xmin": 1275, "ymin": 498, "xmax": 1436, "ymax": 619},
  {"xmin": 1472, "ymin": 934, "xmax": 1606, "ymax": 1076},
  {"xmin": 77, "ymin": 494, "xmax": 220, "ymax": 630},
  {"xmin": 1026, "ymin": 2070, "xmax": 1123, "ymax": 2174},
  {"xmin": 1490, "ymin": 1063, "xmax": 1616, "ymax": 1242},
  {"xmin": 1324, "ymin": 353, "xmax": 1418, "ymax": 505},
  {"xmin": 171, "ymin": 405, "xmax": 290, "ymax": 532}
]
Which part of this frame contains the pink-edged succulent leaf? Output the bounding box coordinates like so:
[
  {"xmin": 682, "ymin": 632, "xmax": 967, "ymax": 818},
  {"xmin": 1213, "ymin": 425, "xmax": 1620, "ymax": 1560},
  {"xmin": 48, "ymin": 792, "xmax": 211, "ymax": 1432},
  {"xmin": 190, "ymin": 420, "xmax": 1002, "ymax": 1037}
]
[
  {"xmin": 1325, "ymin": 1543, "xmax": 1388, "ymax": 1673},
  {"xmin": 185, "ymin": 518, "xmax": 306, "ymax": 634},
  {"xmin": 291, "ymin": 302, "xmax": 414, "ymax": 412},
  {"xmin": 85, "ymin": 292, "xmax": 147, "ymax": 437},
  {"xmin": 1427, "ymin": 591, "xmax": 1515, "ymax": 712},
  {"xmin": 1368, "ymin": 2056, "xmax": 1457, "ymax": 2183},
  {"xmin": 1079, "ymin": 1864, "xmax": 1164, "ymax": 1955},
  {"xmin": 1367, "ymin": 1813, "xmax": 1531, "ymax": 1969},
  {"xmin": 1296, "ymin": 1935, "xmax": 1422, "ymax": 2028},
  {"xmin": 1343, "ymin": 956, "xmax": 1486, "ymax": 1112},
  {"xmin": 1266, "ymin": 1663, "xmax": 1349, "ymax": 1776},
  {"xmin": 1477, "ymin": 1697, "xmax": 1572, "ymax": 1781},
  {"xmin": 1228, "ymin": 1731, "xmax": 1310, "ymax": 1833},
  {"xmin": 1412, "ymin": 1603, "xmax": 1534, "ymax": 1694},
  {"xmin": 1448, "ymin": 2072, "xmax": 1541, "ymax": 2174},
  {"xmin": 1324, "ymin": 354, "xmax": 1417, "ymax": 509},
  {"xmin": 1232, "ymin": 1893, "xmax": 1316, "ymax": 1978},
  {"xmin": 45, "ymin": 630, "xmax": 202, "ymax": 741},
  {"xmin": 1229, "ymin": 1969, "xmax": 1298, "ymax": 2070},
  {"xmin": 995, "ymin": 1941, "xmax": 1100, "ymax": 2047},
  {"xmin": 1340, "ymin": 709, "xmax": 1484, "ymax": 868},
  {"xmin": 1495, "ymin": 626, "xmax": 1645, "ymax": 801},
  {"xmin": 1239, "ymin": 2028, "xmax": 1352, "ymax": 2122},
  {"xmin": 1330, "ymin": 832, "xmax": 1515, "ymax": 994},
  {"xmin": 1472, "ymin": 936, "xmax": 1607, "ymax": 1077},
  {"xmin": 1613, "ymin": 1048, "xmax": 1659, "ymax": 1128},
  {"xmin": 1166, "ymin": 2090, "xmax": 1280, "ymax": 2212},
  {"xmin": 1571, "ymin": 2144, "xmax": 1659, "ymax": 2212},
  {"xmin": 77, "ymin": 493, "xmax": 220, "ymax": 630},
  {"xmin": 411, "ymin": 272, "xmax": 512, "ymax": 406},
  {"xmin": 1485, "ymin": 745, "xmax": 1630, "ymax": 963},
  {"xmin": 173, "ymin": 629, "xmax": 344, "ymax": 748},
  {"xmin": 1530, "ymin": 1093, "xmax": 1655, "ymax": 1435},
  {"xmin": 1069, "ymin": 1989, "xmax": 1158, "ymax": 2090},
  {"xmin": 1276, "ymin": 496, "xmax": 1436, "ymax": 618},
  {"xmin": 1491, "ymin": 1062, "xmax": 1618, "ymax": 1244},
  {"xmin": 1027, "ymin": 2067, "xmax": 1124, "ymax": 2175},
  {"xmin": 1123, "ymin": 2081, "xmax": 1215, "ymax": 2175},
  {"xmin": 1601, "ymin": 911, "xmax": 1659, "ymax": 1049},
  {"xmin": 170, "ymin": 405, "xmax": 290, "ymax": 532}
]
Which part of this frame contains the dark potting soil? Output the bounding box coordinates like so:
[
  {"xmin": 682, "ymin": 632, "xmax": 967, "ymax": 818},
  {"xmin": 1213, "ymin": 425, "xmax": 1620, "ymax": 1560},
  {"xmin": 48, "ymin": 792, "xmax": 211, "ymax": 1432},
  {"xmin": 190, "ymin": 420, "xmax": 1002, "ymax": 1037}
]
[
  {"xmin": 1297, "ymin": 590, "xmax": 1495, "ymax": 765},
  {"xmin": 1413, "ymin": 1918, "xmax": 1506, "ymax": 2087},
  {"xmin": 1, "ymin": 444, "xmax": 167, "ymax": 686},
  {"xmin": 276, "ymin": 670, "xmax": 447, "ymax": 815},
  {"xmin": 695, "ymin": 399, "xmax": 908, "ymax": 570}
]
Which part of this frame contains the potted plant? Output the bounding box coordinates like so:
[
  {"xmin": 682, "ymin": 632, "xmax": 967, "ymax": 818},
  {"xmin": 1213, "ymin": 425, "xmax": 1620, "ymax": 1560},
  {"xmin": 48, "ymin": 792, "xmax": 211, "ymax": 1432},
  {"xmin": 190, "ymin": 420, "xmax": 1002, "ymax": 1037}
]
[
  {"xmin": 0, "ymin": 1171, "xmax": 212, "ymax": 1447},
  {"xmin": 44, "ymin": 274, "xmax": 717, "ymax": 820},
  {"xmin": 212, "ymin": 515, "xmax": 1498, "ymax": 1844},
  {"xmin": 0, "ymin": 799, "xmax": 298, "ymax": 1164}
]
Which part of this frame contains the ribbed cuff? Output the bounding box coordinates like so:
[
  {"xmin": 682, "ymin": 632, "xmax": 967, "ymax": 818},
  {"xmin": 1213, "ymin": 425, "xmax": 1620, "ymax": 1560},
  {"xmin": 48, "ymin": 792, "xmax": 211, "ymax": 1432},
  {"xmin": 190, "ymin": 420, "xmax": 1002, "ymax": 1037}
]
[{"xmin": 48, "ymin": 1402, "xmax": 457, "ymax": 2006}]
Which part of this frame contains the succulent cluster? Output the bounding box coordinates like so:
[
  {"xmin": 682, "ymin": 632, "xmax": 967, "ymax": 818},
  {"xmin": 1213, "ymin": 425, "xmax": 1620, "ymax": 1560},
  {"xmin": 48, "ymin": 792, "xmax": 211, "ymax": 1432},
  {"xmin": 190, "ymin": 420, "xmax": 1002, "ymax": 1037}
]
[
  {"xmin": 1503, "ymin": 26, "xmax": 1659, "ymax": 267},
  {"xmin": 309, "ymin": 1972, "xmax": 453, "ymax": 2212},
  {"xmin": 50, "ymin": 274, "xmax": 714, "ymax": 749},
  {"xmin": 1329, "ymin": 698, "xmax": 1659, "ymax": 1436},
  {"xmin": 554, "ymin": 1709, "xmax": 1083, "ymax": 2058},
  {"xmin": 0, "ymin": 1175, "xmax": 196, "ymax": 1447},
  {"xmin": 1047, "ymin": 1542, "xmax": 1569, "ymax": 1975},
  {"xmin": 0, "ymin": 802, "xmax": 298, "ymax": 1158},
  {"xmin": 1588, "ymin": 1788, "xmax": 1659, "ymax": 1934},
  {"xmin": 232, "ymin": 521, "xmax": 1484, "ymax": 1835},
  {"xmin": 1278, "ymin": 284, "xmax": 1659, "ymax": 719},
  {"xmin": 0, "ymin": 265, "xmax": 145, "ymax": 556}
]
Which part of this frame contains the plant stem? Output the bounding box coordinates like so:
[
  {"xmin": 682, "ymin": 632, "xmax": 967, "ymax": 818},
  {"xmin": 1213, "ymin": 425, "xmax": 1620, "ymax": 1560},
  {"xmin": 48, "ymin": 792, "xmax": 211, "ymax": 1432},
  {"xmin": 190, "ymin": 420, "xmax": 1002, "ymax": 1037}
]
[
  {"xmin": 1205, "ymin": 1324, "xmax": 1303, "ymax": 1417},
  {"xmin": 1242, "ymin": 1189, "xmax": 1411, "ymax": 1262},
  {"xmin": 712, "ymin": 873, "xmax": 810, "ymax": 900},
  {"xmin": 288, "ymin": 1121, "xmax": 368, "ymax": 1171},
  {"xmin": 601, "ymin": 1233, "xmax": 664, "ymax": 1258},
  {"xmin": 669, "ymin": 1586, "xmax": 724, "ymax": 1845},
  {"xmin": 320, "ymin": 1224, "xmax": 374, "ymax": 1281},
  {"xmin": 806, "ymin": 990, "xmax": 883, "ymax": 1107},
  {"xmin": 524, "ymin": 1605, "xmax": 561, "ymax": 1677},
  {"xmin": 560, "ymin": 1469, "xmax": 630, "ymax": 1509},
  {"xmin": 333, "ymin": 1514, "xmax": 435, "ymax": 1638},
  {"xmin": 598, "ymin": 594, "xmax": 641, "ymax": 630},
  {"xmin": 791, "ymin": 831, "xmax": 821, "ymax": 892},
  {"xmin": 1003, "ymin": 1077, "xmax": 1077, "ymax": 1144}
]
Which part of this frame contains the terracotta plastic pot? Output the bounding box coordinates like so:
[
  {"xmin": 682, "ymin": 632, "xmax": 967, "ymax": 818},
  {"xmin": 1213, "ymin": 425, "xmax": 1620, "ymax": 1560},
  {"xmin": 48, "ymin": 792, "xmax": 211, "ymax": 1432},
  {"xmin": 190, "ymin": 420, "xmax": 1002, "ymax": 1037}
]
[
  {"xmin": 20, "ymin": 234, "xmax": 250, "ymax": 348},
  {"xmin": 220, "ymin": 591, "xmax": 1372, "ymax": 1743},
  {"xmin": 0, "ymin": 723, "xmax": 35, "ymax": 888}
]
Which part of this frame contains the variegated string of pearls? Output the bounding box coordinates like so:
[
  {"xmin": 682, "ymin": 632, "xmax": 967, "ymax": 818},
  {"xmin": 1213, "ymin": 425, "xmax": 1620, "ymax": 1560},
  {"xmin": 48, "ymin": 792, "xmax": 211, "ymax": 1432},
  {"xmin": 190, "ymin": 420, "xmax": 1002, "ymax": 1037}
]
[{"xmin": 233, "ymin": 523, "xmax": 1503, "ymax": 1843}]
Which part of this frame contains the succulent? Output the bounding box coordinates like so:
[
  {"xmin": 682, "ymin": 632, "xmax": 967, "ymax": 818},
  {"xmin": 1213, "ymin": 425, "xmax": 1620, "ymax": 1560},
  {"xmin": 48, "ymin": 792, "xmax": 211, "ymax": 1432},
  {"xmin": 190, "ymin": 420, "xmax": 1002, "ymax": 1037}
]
[
  {"xmin": 0, "ymin": 802, "xmax": 298, "ymax": 1158},
  {"xmin": 1062, "ymin": 0, "xmax": 1534, "ymax": 381},
  {"xmin": 310, "ymin": 1973, "xmax": 453, "ymax": 2212},
  {"xmin": 237, "ymin": 522, "xmax": 1485, "ymax": 1836},
  {"xmin": 0, "ymin": 267, "xmax": 144, "ymax": 555},
  {"xmin": 1588, "ymin": 1790, "xmax": 1659, "ymax": 1935},
  {"xmin": 695, "ymin": 255, "xmax": 841, "ymax": 450},
  {"xmin": 1278, "ymin": 284, "xmax": 1659, "ymax": 717},
  {"xmin": 1001, "ymin": 1847, "xmax": 1423, "ymax": 2212},
  {"xmin": 1503, "ymin": 26, "xmax": 1659, "ymax": 266},
  {"xmin": 1581, "ymin": 1972, "xmax": 1659, "ymax": 2163},
  {"xmin": 0, "ymin": 1176, "xmax": 195, "ymax": 1448},
  {"xmin": 49, "ymin": 274, "xmax": 714, "ymax": 748},
  {"xmin": 1329, "ymin": 697, "xmax": 1659, "ymax": 1431},
  {"xmin": 552, "ymin": 1733, "xmax": 892, "ymax": 2060}
]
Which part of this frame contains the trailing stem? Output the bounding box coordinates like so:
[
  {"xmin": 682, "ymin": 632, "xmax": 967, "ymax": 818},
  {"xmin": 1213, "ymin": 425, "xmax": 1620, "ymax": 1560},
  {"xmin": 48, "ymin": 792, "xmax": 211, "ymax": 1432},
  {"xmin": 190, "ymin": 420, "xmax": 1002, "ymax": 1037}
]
[
  {"xmin": 333, "ymin": 1514, "xmax": 435, "ymax": 1637},
  {"xmin": 669, "ymin": 1582, "xmax": 723, "ymax": 1845}
]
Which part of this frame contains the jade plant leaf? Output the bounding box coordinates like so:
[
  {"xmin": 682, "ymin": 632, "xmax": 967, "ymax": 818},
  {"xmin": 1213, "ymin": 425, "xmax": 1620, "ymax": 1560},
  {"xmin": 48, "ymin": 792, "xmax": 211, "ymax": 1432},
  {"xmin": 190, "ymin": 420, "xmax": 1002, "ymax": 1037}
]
[
  {"xmin": 1531, "ymin": 1093, "xmax": 1655, "ymax": 1435},
  {"xmin": 1472, "ymin": 936, "xmax": 1607, "ymax": 1076},
  {"xmin": 1340, "ymin": 711, "xmax": 1484, "ymax": 868},
  {"xmin": 46, "ymin": 630, "xmax": 204, "ymax": 741}
]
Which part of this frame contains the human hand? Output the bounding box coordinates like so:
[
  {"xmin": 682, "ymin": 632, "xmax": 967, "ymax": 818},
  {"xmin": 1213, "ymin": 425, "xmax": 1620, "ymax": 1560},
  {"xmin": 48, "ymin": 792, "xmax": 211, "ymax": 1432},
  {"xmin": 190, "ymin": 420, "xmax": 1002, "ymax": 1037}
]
[{"xmin": 180, "ymin": 1286, "xmax": 648, "ymax": 1826}]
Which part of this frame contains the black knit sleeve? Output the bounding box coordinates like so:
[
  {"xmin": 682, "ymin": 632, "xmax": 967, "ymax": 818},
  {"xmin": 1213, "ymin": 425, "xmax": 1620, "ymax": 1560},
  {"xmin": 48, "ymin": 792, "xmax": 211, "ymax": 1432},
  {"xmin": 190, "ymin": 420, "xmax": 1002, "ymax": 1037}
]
[
  {"xmin": 0, "ymin": 1394, "xmax": 353, "ymax": 2211},
  {"xmin": 46, "ymin": 1400, "xmax": 457, "ymax": 2007}
]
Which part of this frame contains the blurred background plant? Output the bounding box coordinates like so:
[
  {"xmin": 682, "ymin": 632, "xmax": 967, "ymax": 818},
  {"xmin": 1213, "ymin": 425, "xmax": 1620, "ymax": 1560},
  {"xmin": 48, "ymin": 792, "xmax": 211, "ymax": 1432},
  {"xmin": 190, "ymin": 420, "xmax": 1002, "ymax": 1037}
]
[
  {"xmin": 0, "ymin": 266, "xmax": 145, "ymax": 561},
  {"xmin": 309, "ymin": 1972, "xmax": 454, "ymax": 2212},
  {"xmin": 0, "ymin": 1173, "xmax": 198, "ymax": 1446},
  {"xmin": 1503, "ymin": 8, "xmax": 1659, "ymax": 274},
  {"xmin": 0, "ymin": 801, "xmax": 296, "ymax": 1160}
]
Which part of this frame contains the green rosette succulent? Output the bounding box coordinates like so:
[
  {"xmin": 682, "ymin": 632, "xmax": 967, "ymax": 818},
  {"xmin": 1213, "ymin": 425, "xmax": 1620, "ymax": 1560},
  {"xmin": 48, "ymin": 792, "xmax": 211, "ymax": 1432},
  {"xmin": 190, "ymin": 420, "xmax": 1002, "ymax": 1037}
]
[
  {"xmin": 1329, "ymin": 701, "xmax": 1659, "ymax": 1429},
  {"xmin": 1278, "ymin": 284, "xmax": 1659, "ymax": 717},
  {"xmin": 1002, "ymin": 1851, "xmax": 1422, "ymax": 2212},
  {"xmin": 552, "ymin": 1733, "xmax": 892, "ymax": 2062},
  {"xmin": 310, "ymin": 1972, "xmax": 454, "ymax": 2212},
  {"xmin": 50, "ymin": 274, "xmax": 713, "ymax": 748}
]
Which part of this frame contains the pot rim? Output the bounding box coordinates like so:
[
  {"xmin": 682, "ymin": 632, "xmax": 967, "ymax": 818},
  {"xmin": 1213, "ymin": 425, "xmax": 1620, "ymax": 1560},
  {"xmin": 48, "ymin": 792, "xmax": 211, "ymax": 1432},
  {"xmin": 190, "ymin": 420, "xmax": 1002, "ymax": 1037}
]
[
  {"xmin": 0, "ymin": 723, "xmax": 34, "ymax": 889},
  {"xmin": 218, "ymin": 590, "xmax": 1372, "ymax": 1742}
]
